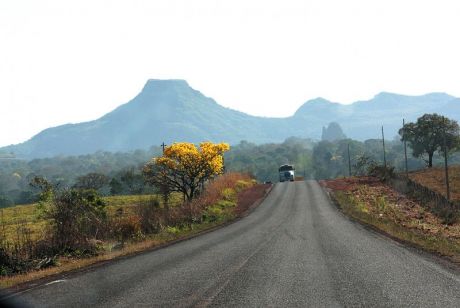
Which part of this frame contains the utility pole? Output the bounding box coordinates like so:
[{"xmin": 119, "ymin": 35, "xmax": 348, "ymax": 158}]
[
  {"xmin": 443, "ymin": 117, "xmax": 450, "ymax": 200},
  {"xmin": 161, "ymin": 142, "xmax": 167, "ymax": 154},
  {"xmin": 403, "ymin": 119, "xmax": 409, "ymax": 177},
  {"xmin": 347, "ymin": 143, "xmax": 352, "ymax": 177},
  {"xmin": 381, "ymin": 126, "xmax": 387, "ymax": 168}
]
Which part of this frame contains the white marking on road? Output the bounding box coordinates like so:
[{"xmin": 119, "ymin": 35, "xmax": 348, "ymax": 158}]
[
  {"xmin": 45, "ymin": 279, "xmax": 66, "ymax": 286},
  {"xmin": 1, "ymin": 279, "xmax": 68, "ymax": 300}
]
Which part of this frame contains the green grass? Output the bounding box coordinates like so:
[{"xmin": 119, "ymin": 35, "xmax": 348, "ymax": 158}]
[{"xmin": 0, "ymin": 193, "xmax": 177, "ymax": 242}]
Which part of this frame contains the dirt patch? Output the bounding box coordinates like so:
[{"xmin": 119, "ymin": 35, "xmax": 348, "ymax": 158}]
[
  {"xmin": 320, "ymin": 176, "xmax": 380, "ymax": 191},
  {"xmin": 408, "ymin": 166, "xmax": 460, "ymax": 201}
]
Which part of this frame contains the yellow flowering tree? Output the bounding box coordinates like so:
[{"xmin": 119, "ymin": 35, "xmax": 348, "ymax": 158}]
[{"xmin": 143, "ymin": 142, "xmax": 230, "ymax": 201}]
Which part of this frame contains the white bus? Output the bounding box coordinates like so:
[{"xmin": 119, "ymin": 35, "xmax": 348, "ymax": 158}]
[{"xmin": 279, "ymin": 164, "xmax": 295, "ymax": 182}]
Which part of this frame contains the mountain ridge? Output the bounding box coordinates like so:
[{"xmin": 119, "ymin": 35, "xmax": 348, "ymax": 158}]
[{"xmin": 2, "ymin": 79, "xmax": 459, "ymax": 159}]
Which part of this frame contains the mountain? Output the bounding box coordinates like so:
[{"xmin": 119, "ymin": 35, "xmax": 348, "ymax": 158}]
[
  {"xmin": 293, "ymin": 92, "xmax": 460, "ymax": 141},
  {"xmin": 2, "ymin": 79, "xmax": 460, "ymax": 159}
]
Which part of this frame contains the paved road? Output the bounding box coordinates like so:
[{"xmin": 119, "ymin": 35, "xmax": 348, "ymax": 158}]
[{"xmin": 3, "ymin": 181, "xmax": 460, "ymax": 307}]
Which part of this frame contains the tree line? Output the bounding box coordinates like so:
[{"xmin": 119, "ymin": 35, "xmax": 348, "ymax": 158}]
[{"xmin": 1, "ymin": 113, "xmax": 459, "ymax": 207}]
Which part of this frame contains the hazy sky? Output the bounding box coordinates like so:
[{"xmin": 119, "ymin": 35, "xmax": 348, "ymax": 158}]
[{"xmin": 1, "ymin": 0, "xmax": 460, "ymax": 147}]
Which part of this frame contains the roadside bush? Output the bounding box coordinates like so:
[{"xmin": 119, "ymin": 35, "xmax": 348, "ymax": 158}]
[
  {"xmin": 202, "ymin": 206, "xmax": 224, "ymax": 222},
  {"xmin": 166, "ymin": 226, "xmax": 180, "ymax": 235},
  {"xmin": 432, "ymin": 205, "xmax": 459, "ymax": 225},
  {"xmin": 353, "ymin": 154, "xmax": 377, "ymax": 176},
  {"xmin": 113, "ymin": 216, "xmax": 142, "ymax": 244},
  {"xmin": 47, "ymin": 189, "xmax": 108, "ymax": 255},
  {"xmin": 221, "ymin": 188, "xmax": 236, "ymax": 201},
  {"xmin": 235, "ymin": 180, "xmax": 252, "ymax": 192},
  {"xmin": 0, "ymin": 222, "xmax": 57, "ymax": 276},
  {"xmin": 136, "ymin": 196, "xmax": 163, "ymax": 234},
  {"xmin": 0, "ymin": 247, "xmax": 12, "ymax": 275},
  {"xmin": 368, "ymin": 165, "xmax": 395, "ymax": 181}
]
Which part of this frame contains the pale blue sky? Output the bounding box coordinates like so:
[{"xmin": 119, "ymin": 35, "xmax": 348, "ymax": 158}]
[{"xmin": 1, "ymin": 0, "xmax": 459, "ymax": 147}]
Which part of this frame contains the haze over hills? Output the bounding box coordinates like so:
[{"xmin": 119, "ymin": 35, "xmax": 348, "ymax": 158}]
[{"xmin": 2, "ymin": 79, "xmax": 460, "ymax": 159}]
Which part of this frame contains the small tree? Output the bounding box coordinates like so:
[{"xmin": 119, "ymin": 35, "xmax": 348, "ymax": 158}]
[
  {"xmin": 31, "ymin": 177, "xmax": 107, "ymax": 255},
  {"xmin": 50, "ymin": 189, "xmax": 107, "ymax": 252},
  {"xmin": 120, "ymin": 168, "xmax": 145, "ymax": 194},
  {"xmin": 353, "ymin": 154, "xmax": 377, "ymax": 176},
  {"xmin": 109, "ymin": 178, "xmax": 123, "ymax": 195},
  {"xmin": 143, "ymin": 142, "xmax": 230, "ymax": 201},
  {"xmin": 399, "ymin": 114, "xmax": 460, "ymax": 167}
]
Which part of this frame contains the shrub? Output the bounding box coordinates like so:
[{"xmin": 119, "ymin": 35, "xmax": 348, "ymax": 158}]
[
  {"xmin": 368, "ymin": 165, "xmax": 395, "ymax": 181},
  {"xmin": 166, "ymin": 226, "xmax": 180, "ymax": 235},
  {"xmin": 136, "ymin": 196, "xmax": 163, "ymax": 234},
  {"xmin": 203, "ymin": 206, "xmax": 224, "ymax": 222},
  {"xmin": 113, "ymin": 216, "xmax": 142, "ymax": 243},
  {"xmin": 0, "ymin": 222, "xmax": 54, "ymax": 276},
  {"xmin": 47, "ymin": 189, "xmax": 108, "ymax": 255},
  {"xmin": 235, "ymin": 180, "xmax": 252, "ymax": 192},
  {"xmin": 221, "ymin": 188, "xmax": 236, "ymax": 201},
  {"xmin": 216, "ymin": 200, "xmax": 235, "ymax": 208},
  {"xmin": 353, "ymin": 154, "xmax": 377, "ymax": 176},
  {"xmin": 433, "ymin": 205, "xmax": 459, "ymax": 225}
]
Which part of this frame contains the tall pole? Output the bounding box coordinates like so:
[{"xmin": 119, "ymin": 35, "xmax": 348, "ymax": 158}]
[
  {"xmin": 443, "ymin": 118, "xmax": 450, "ymax": 200},
  {"xmin": 347, "ymin": 143, "xmax": 352, "ymax": 177},
  {"xmin": 161, "ymin": 142, "xmax": 167, "ymax": 154},
  {"xmin": 381, "ymin": 126, "xmax": 387, "ymax": 168},
  {"xmin": 403, "ymin": 119, "xmax": 408, "ymax": 177}
]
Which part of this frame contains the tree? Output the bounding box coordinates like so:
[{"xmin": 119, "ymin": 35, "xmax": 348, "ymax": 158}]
[
  {"xmin": 119, "ymin": 168, "xmax": 145, "ymax": 195},
  {"xmin": 399, "ymin": 114, "xmax": 460, "ymax": 167},
  {"xmin": 73, "ymin": 172, "xmax": 109, "ymax": 191},
  {"xmin": 143, "ymin": 142, "xmax": 230, "ymax": 201},
  {"xmin": 109, "ymin": 178, "xmax": 123, "ymax": 195},
  {"xmin": 312, "ymin": 141, "xmax": 336, "ymax": 179}
]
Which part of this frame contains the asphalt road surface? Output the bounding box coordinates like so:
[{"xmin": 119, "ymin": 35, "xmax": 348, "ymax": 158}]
[{"xmin": 3, "ymin": 181, "xmax": 460, "ymax": 307}]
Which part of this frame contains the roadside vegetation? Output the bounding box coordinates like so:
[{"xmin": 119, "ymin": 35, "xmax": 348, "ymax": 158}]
[
  {"xmin": 2, "ymin": 112, "xmax": 460, "ymax": 285},
  {"xmin": 0, "ymin": 141, "xmax": 270, "ymax": 287},
  {"xmin": 322, "ymin": 177, "xmax": 460, "ymax": 263},
  {"xmin": 0, "ymin": 172, "xmax": 267, "ymax": 287},
  {"xmin": 321, "ymin": 114, "xmax": 460, "ymax": 264}
]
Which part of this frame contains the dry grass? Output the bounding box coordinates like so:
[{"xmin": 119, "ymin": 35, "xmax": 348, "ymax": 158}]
[
  {"xmin": 0, "ymin": 194, "xmax": 181, "ymax": 243},
  {"xmin": 408, "ymin": 166, "xmax": 460, "ymax": 201},
  {"xmin": 193, "ymin": 173, "xmax": 254, "ymax": 209},
  {"xmin": 321, "ymin": 177, "xmax": 460, "ymax": 263},
  {"xmin": 0, "ymin": 205, "xmax": 48, "ymax": 242},
  {"xmin": 1, "ymin": 173, "xmax": 266, "ymax": 288},
  {"xmin": 1, "ymin": 229, "xmax": 197, "ymax": 289}
]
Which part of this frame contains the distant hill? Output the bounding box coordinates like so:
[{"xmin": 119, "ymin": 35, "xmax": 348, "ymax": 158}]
[
  {"xmin": 293, "ymin": 92, "xmax": 460, "ymax": 142},
  {"xmin": 2, "ymin": 79, "xmax": 460, "ymax": 159}
]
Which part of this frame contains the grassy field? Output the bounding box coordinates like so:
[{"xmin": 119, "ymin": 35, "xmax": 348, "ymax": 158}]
[
  {"xmin": 0, "ymin": 193, "xmax": 182, "ymax": 243},
  {"xmin": 408, "ymin": 166, "xmax": 460, "ymax": 201}
]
